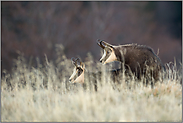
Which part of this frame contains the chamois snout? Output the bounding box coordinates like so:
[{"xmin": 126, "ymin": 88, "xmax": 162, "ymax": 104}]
[{"xmin": 69, "ymin": 78, "xmax": 72, "ymax": 83}]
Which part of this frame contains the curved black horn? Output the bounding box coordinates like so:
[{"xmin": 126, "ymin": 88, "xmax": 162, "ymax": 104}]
[
  {"xmin": 71, "ymin": 57, "xmax": 75, "ymax": 61},
  {"xmin": 101, "ymin": 41, "xmax": 113, "ymax": 48},
  {"xmin": 75, "ymin": 57, "xmax": 82, "ymax": 66},
  {"xmin": 96, "ymin": 39, "xmax": 105, "ymax": 49},
  {"xmin": 71, "ymin": 57, "xmax": 77, "ymax": 66}
]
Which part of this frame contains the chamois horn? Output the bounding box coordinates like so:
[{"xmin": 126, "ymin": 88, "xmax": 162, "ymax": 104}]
[{"xmin": 97, "ymin": 39, "xmax": 105, "ymax": 49}]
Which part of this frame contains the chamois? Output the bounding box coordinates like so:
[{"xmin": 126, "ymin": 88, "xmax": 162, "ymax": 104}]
[
  {"xmin": 97, "ymin": 39, "xmax": 165, "ymax": 85},
  {"xmin": 69, "ymin": 57, "xmax": 122, "ymax": 91}
]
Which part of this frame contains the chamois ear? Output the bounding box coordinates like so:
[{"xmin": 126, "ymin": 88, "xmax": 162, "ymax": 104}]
[
  {"xmin": 72, "ymin": 57, "xmax": 86, "ymax": 70},
  {"xmin": 96, "ymin": 39, "xmax": 114, "ymax": 49},
  {"xmin": 75, "ymin": 57, "xmax": 83, "ymax": 67},
  {"xmin": 80, "ymin": 61, "xmax": 84, "ymax": 68}
]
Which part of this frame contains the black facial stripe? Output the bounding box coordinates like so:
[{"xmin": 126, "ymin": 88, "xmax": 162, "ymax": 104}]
[
  {"xmin": 103, "ymin": 48, "xmax": 112, "ymax": 61},
  {"xmin": 76, "ymin": 67, "xmax": 83, "ymax": 76}
]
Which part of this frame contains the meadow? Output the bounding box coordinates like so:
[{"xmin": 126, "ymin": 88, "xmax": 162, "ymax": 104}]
[{"xmin": 1, "ymin": 45, "xmax": 182, "ymax": 122}]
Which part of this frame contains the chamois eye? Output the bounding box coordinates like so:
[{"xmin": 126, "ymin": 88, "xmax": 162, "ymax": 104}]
[{"xmin": 107, "ymin": 50, "xmax": 111, "ymax": 54}]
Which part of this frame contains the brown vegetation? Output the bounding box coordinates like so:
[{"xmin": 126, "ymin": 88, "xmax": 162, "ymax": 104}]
[{"xmin": 1, "ymin": 48, "xmax": 182, "ymax": 122}]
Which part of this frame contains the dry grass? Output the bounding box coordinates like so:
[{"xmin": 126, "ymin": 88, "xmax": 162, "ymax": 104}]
[{"xmin": 1, "ymin": 45, "xmax": 182, "ymax": 122}]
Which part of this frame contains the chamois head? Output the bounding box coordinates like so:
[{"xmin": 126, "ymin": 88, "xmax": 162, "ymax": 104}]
[
  {"xmin": 69, "ymin": 57, "xmax": 85, "ymax": 84},
  {"xmin": 97, "ymin": 39, "xmax": 117, "ymax": 64}
]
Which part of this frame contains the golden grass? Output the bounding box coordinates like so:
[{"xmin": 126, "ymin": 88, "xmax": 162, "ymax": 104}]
[{"xmin": 1, "ymin": 45, "xmax": 182, "ymax": 122}]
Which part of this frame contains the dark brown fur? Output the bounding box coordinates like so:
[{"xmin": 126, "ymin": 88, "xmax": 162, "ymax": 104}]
[
  {"xmin": 113, "ymin": 44, "xmax": 165, "ymax": 82},
  {"xmin": 97, "ymin": 39, "xmax": 165, "ymax": 86}
]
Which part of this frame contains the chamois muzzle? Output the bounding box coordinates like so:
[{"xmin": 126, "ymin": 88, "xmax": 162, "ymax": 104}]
[{"xmin": 69, "ymin": 79, "xmax": 71, "ymax": 82}]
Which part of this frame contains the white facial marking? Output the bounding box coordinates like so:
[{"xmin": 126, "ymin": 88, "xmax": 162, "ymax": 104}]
[
  {"xmin": 74, "ymin": 71, "xmax": 84, "ymax": 84},
  {"xmin": 104, "ymin": 49, "xmax": 117, "ymax": 64},
  {"xmin": 100, "ymin": 50, "xmax": 107, "ymax": 63},
  {"xmin": 69, "ymin": 68, "xmax": 78, "ymax": 82},
  {"xmin": 69, "ymin": 66, "xmax": 85, "ymax": 84}
]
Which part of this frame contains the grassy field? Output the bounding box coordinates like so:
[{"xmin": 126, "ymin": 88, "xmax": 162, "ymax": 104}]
[{"xmin": 1, "ymin": 46, "xmax": 182, "ymax": 122}]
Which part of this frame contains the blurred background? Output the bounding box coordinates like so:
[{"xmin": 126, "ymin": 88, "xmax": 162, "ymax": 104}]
[{"xmin": 1, "ymin": 1, "xmax": 182, "ymax": 73}]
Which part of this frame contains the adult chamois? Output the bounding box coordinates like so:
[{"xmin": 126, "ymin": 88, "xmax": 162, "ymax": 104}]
[
  {"xmin": 97, "ymin": 39, "xmax": 165, "ymax": 86},
  {"xmin": 69, "ymin": 57, "xmax": 122, "ymax": 91}
]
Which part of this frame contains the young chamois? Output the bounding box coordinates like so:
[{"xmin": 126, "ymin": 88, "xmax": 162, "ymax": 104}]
[
  {"xmin": 97, "ymin": 39, "xmax": 165, "ymax": 86},
  {"xmin": 69, "ymin": 57, "xmax": 122, "ymax": 91}
]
